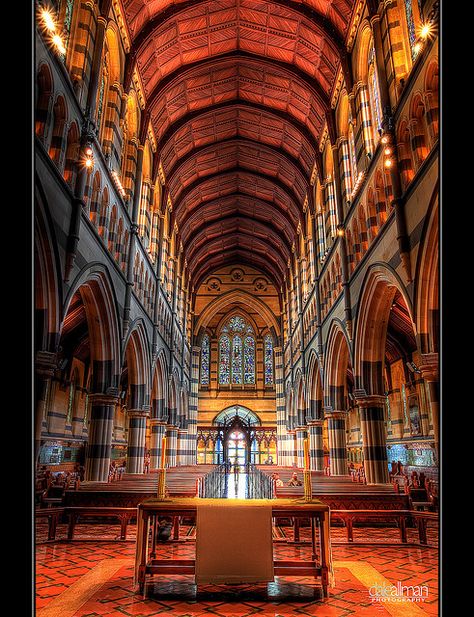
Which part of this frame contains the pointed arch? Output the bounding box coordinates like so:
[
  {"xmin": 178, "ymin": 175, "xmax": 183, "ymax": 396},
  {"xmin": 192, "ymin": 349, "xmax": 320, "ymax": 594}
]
[{"xmin": 353, "ymin": 263, "xmax": 415, "ymax": 395}]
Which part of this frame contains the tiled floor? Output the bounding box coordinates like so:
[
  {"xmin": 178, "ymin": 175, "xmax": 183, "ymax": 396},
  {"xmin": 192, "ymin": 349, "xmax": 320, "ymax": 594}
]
[{"xmin": 36, "ymin": 524, "xmax": 438, "ymax": 617}]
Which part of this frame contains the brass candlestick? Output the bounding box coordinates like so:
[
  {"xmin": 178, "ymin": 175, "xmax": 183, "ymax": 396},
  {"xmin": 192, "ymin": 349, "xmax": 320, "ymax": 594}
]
[
  {"xmin": 157, "ymin": 467, "xmax": 167, "ymax": 500},
  {"xmin": 303, "ymin": 469, "xmax": 312, "ymax": 502}
]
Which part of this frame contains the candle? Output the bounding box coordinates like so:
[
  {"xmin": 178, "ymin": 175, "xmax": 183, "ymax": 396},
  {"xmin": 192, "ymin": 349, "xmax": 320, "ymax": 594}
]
[
  {"xmin": 304, "ymin": 438, "xmax": 310, "ymax": 470},
  {"xmin": 160, "ymin": 436, "xmax": 167, "ymax": 468}
]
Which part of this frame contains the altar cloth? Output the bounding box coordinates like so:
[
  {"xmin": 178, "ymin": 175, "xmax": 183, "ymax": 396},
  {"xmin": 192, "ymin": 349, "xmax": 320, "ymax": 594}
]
[{"xmin": 195, "ymin": 499, "xmax": 274, "ymax": 584}]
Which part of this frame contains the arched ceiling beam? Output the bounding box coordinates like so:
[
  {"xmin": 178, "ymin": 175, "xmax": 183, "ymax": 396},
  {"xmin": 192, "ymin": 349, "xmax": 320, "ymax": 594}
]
[
  {"xmin": 155, "ymin": 100, "xmax": 317, "ymax": 165},
  {"xmin": 193, "ymin": 287, "xmax": 282, "ymax": 336},
  {"xmin": 190, "ymin": 248, "xmax": 285, "ymax": 290},
  {"xmin": 165, "ymin": 137, "xmax": 310, "ymax": 195},
  {"xmin": 171, "ymin": 169, "xmax": 303, "ymax": 227},
  {"xmin": 184, "ymin": 218, "xmax": 293, "ymax": 264},
  {"xmin": 179, "ymin": 195, "xmax": 296, "ymax": 247},
  {"xmin": 132, "ymin": 0, "xmax": 347, "ymax": 56},
  {"xmin": 145, "ymin": 52, "xmax": 330, "ymax": 120}
]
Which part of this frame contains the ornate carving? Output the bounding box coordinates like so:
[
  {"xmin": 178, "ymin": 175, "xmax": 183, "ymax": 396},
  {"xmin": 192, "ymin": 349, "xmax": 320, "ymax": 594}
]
[{"xmin": 230, "ymin": 268, "xmax": 244, "ymax": 281}]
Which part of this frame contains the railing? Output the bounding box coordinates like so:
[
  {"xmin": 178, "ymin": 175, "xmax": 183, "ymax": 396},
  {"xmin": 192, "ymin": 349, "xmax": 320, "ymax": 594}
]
[
  {"xmin": 247, "ymin": 464, "xmax": 274, "ymax": 499},
  {"xmin": 199, "ymin": 463, "xmax": 227, "ymax": 498},
  {"xmin": 35, "ymin": 506, "xmax": 438, "ymax": 546}
]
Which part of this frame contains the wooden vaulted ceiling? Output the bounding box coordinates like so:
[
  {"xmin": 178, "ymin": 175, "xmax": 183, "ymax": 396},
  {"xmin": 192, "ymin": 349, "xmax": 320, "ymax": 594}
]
[{"xmin": 122, "ymin": 0, "xmax": 359, "ymax": 289}]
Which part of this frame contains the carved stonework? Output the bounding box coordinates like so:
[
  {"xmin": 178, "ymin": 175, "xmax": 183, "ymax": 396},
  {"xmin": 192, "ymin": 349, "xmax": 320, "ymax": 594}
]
[{"xmin": 230, "ymin": 268, "xmax": 244, "ymax": 281}]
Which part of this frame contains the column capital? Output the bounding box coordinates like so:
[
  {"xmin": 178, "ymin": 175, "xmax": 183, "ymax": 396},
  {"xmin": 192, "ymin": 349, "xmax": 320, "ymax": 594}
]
[
  {"xmin": 325, "ymin": 410, "xmax": 347, "ymax": 420},
  {"xmin": 355, "ymin": 394, "xmax": 387, "ymax": 408},
  {"xmin": 35, "ymin": 351, "xmax": 57, "ymax": 377},
  {"xmin": 88, "ymin": 393, "xmax": 119, "ymax": 406},
  {"xmin": 128, "ymin": 408, "xmax": 150, "ymax": 418},
  {"xmin": 419, "ymin": 353, "xmax": 439, "ymax": 381},
  {"xmin": 149, "ymin": 418, "xmax": 167, "ymax": 426},
  {"xmin": 308, "ymin": 419, "xmax": 324, "ymax": 427}
]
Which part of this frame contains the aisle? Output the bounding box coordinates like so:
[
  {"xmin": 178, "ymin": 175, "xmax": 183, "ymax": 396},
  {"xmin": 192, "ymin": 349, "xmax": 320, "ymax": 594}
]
[{"xmin": 225, "ymin": 472, "xmax": 248, "ymax": 499}]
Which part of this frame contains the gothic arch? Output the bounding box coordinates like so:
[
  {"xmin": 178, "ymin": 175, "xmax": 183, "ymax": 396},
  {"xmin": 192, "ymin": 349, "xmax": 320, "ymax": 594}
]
[
  {"xmin": 63, "ymin": 264, "xmax": 122, "ymax": 391},
  {"xmin": 353, "ymin": 263, "xmax": 415, "ymax": 395},
  {"xmin": 414, "ymin": 187, "xmax": 439, "ymax": 354},
  {"xmin": 194, "ymin": 289, "xmax": 280, "ymax": 337}
]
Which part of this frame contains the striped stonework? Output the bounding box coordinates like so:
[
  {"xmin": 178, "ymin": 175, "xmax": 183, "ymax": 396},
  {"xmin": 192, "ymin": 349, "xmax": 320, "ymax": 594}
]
[
  {"xmin": 126, "ymin": 409, "xmax": 149, "ymax": 474},
  {"xmin": 326, "ymin": 411, "xmax": 348, "ymax": 476},
  {"xmin": 419, "ymin": 353, "xmax": 439, "ymax": 463},
  {"xmin": 84, "ymin": 394, "xmax": 118, "ymax": 482},
  {"xmin": 165, "ymin": 425, "xmax": 178, "ymax": 468},
  {"xmin": 188, "ymin": 346, "xmax": 200, "ymax": 464},
  {"xmin": 339, "ymin": 138, "xmax": 352, "ymax": 205},
  {"xmin": 357, "ymin": 395, "xmax": 390, "ymax": 484},
  {"xmin": 295, "ymin": 427, "xmax": 307, "ymax": 469},
  {"xmin": 149, "ymin": 419, "xmax": 167, "ymax": 469},
  {"xmin": 308, "ymin": 419, "xmax": 324, "ymax": 471},
  {"xmin": 274, "ymin": 346, "xmax": 288, "ymax": 466},
  {"xmin": 285, "ymin": 430, "xmax": 297, "ymax": 467},
  {"xmin": 355, "ymin": 84, "xmax": 374, "ymax": 161},
  {"xmin": 177, "ymin": 429, "xmax": 189, "ymax": 466},
  {"xmin": 102, "ymin": 82, "xmax": 123, "ymax": 167}
]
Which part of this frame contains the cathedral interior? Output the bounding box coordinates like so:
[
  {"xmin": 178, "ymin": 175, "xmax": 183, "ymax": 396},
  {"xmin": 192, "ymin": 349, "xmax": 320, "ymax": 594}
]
[{"xmin": 34, "ymin": 0, "xmax": 439, "ymax": 615}]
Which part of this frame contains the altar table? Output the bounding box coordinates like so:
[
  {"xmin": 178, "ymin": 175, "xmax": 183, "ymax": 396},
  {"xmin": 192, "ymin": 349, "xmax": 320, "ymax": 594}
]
[{"xmin": 134, "ymin": 497, "xmax": 333, "ymax": 597}]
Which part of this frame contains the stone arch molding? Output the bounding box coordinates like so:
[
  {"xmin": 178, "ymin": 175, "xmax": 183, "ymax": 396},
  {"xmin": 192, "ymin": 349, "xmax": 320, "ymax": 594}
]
[{"xmin": 194, "ymin": 289, "xmax": 280, "ymax": 337}]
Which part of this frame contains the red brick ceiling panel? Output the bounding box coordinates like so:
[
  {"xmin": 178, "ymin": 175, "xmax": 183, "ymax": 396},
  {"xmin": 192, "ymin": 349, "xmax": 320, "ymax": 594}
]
[
  {"xmin": 191, "ymin": 250, "xmax": 284, "ymax": 289},
  {"xmin": 174, "ymin": 171, "xmax": 300, "ymax": 228},
  {"xmin": 123, "ymin": 1, "xmax": 355, "ymax": 42},
  {"xmin": 188, "ymin": 234, "xmax": 287, "ymax": 283},
  {"xmin": 184, "ymin": 217, "xmax": 292, "ymax": 263},
  {"xmin": 179, "ymin": 194, "xmax": 296, "ymax": 246},
  {"xmin": 149, "ymin": 59, "xmax": 325, "ymax": 143},
  {"xmin": 133, "ymin": 1, "xmax": 341, "ymax": 97},
  {"xmin": 159, "ymin": 106, "xmax": 314, "ymax": 177},
  {"xmin": 167, "ymin": 141, "xmax": 307, "ymax": 205}
]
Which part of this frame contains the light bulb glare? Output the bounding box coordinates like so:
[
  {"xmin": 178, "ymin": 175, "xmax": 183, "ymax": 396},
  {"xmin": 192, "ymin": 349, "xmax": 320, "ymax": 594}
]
[
  {"xmin": 41, "ymin": 9, "xmax": 56, "ymax": 32},
  {"xmin": 52, "ymin": 34, "xmax": 66, "ymax": 54},
  {"xmin": 384, "ymin": 147, "xmax": 392, "ymax": 156},
  {"xmin": 420, "ymin": 24, "xmax": 431, "ymax": 39},
  {"xmin": 384, "ymin": 158, "xmax": 392, "ymax": 168}
]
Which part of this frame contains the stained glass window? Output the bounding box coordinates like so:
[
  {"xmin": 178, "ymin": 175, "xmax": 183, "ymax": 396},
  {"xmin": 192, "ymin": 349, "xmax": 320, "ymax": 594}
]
[
  {"xmin": 83, "ymin": 393, "xmax": 89, "ymax": 426},
  {"xmin": 348, "ymin": 120, "xmax": 357, "ymax": 187},
  {"xmin": 232, "ymin": 336, "xmax": 243, "ymax": 384},
  {"xmin": 264, "ymin": 335, "xmax": 274, "ymax": 385},
  {"xmin": 67, "ymin": 377, "xmax": 75, "ymax": 424},
  {"xmin": 404, "ymin": 0, "xmax": 417, "ymax": 59},
  {"xmin": 368, "ymin": 45, "xmax": 383, "ymax": 141},
  {"xmin": 200, "ymin": 334, "xmax": 210, "ymax": 385},
  {"xmin": 219, "ymin": 335, "xmax": 230, "ymax": 384},
  {"xmin": 219, "ymin": 316, "xmax": 255, "ymax": 384},
  {"xmin": 244, "ymin": 336, "xmax": 255, "ymax": 384}
]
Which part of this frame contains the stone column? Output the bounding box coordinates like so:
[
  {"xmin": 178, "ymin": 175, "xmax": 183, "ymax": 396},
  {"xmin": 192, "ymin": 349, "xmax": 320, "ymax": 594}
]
[
  {"xmin": 286, "ymin": 430, "xmax": 297, "ymax": 466},
  {"xmin": 126, "ymin": 409, "xmax": 149, "ymax": 473},
  {"xmin": 419, "ymin": 353, "xmax": 439, "ymax": 464},
  {"xmin": 274, "ymin": 346, "xmax": 288, "ymax": 465},
  {"xmin": 35, "ymin": 351, "xmax": 57, "ymax": 464},
  {"xmin": 295, "ymin": 427, "xmax": 307, "ymax": 468},
  {"xmin": 187, "ymin": 345, "xmax": 200, "ymax": 465},
  {"xmin": 357, "ymin": 395, "xmax": 390, "ymax": 484},
  {"xmin": 85, "ymin": 393, "xmax": 118, "ymax": 481},
  {"xmin": 326, "ymin": 411, "xmax": 348, "ymax": 476},
  {"xmin": 165, "ymin": 425, "xmax": 178, "ymax": 468},
  {"xmin": 149, "ymin": 419, "xmax": 167, "ymax": 469},
  {"xmin": 177, "ymin": 429, "xmax": 188, "ymax": 466},
  {"xmin": 308, "ymin": 419, "xmax": 324, "ymax": 471}
]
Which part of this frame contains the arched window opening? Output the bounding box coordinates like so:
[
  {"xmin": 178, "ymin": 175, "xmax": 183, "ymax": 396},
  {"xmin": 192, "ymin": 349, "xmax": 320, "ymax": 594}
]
[
  {"xmin": 219, "ymin": 316, "xmax": 255, "ymax": 385},
  {"xmin": 36, "ymin": 64, "xmax": 53, "ymax": 142},
  {"xmin": 348, "ymin": 120, "xmax": 358, "ymax": 189},
  {"xmin": 264, "ymin": 334, "xmax": 274, "ymax": 386},
  {"xmin": 63, "ymin": 121, "xmax": 80, "ymax": 187},
  {"xmin": 368, "ymin": 44, "xmax": 383, "ymax": 144},
  {"xmin": 397, "ymin": 122, "xmax": 415, "ymax": 189},
  {"xmin": 49, "ymin": 96, "xmax": 68, "ymax": 169},
  {"xmin": 66, "ymin": 370, "xmax": 77, "ymax": 425}
]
